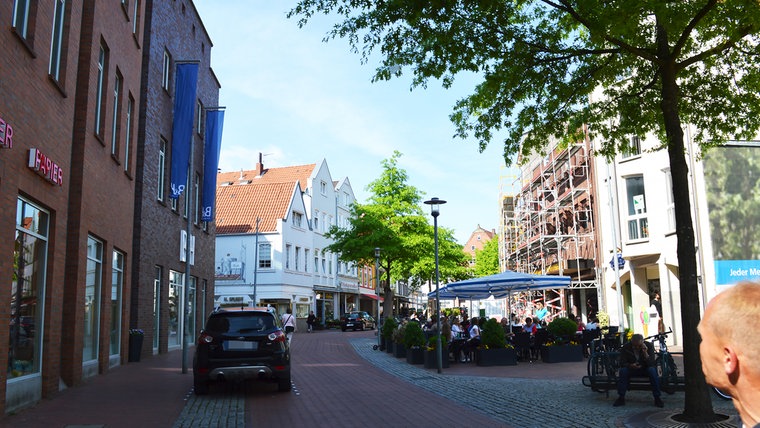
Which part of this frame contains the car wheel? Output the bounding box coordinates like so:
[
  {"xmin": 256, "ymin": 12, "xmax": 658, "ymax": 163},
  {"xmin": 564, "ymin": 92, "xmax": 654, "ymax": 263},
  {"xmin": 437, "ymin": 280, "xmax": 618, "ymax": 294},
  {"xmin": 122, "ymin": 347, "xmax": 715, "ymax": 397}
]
[
  {"xmin": 278, "ymin": 378, "xmax": 292, "ymax": 392},
  {"xmin": 359, "ymin": 323, "xmax": 365, "ymax": 331},
  {"xmin": 193, "ymin": 376, "xmax": 209, "ymax": 395}
]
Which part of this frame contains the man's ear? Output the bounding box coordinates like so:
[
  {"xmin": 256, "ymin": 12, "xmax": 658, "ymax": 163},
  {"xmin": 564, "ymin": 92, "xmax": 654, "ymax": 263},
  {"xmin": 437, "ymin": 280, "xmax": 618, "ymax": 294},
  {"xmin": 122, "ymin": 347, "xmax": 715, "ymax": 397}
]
[{"xmin": 723, "ymin": 347, "xmax": 738, "ymax": 375}]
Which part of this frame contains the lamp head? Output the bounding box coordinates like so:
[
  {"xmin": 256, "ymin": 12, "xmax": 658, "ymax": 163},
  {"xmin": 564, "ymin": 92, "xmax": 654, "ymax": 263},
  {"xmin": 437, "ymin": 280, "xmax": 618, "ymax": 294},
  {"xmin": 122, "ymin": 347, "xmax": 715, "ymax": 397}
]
[
  {"xmin": 424, "ymin": 197, "xmax": 447, "ymax": 217},
  {"xmin": 374, "ymin": 247, "xmax": 381, "ymax": 258}
]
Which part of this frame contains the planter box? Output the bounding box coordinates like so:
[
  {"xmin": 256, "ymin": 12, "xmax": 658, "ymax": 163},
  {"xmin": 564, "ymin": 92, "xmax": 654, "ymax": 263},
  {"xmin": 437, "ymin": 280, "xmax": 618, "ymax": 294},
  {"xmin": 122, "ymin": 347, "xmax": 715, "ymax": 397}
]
[
  {"xmin": 475, "ymin": 347, "xmax": 517, "ymax": 366},
  {"xmin": 392, "ymin": 342, "xmax": 407, "ymax": 358},
  {"xmin": 406, "ymin": 347, "xmax": 425, "ymax": 365},
  {"xmin": 385, "ymin": 338, "xmax": 394, "ymax": 354},
  {"xmin": 541, "ymin": 344, "xmax": 583, "ymax": 363},
  {"xmin": 424, "ymin": 349, "xmax": 450, "ymax": 369}
]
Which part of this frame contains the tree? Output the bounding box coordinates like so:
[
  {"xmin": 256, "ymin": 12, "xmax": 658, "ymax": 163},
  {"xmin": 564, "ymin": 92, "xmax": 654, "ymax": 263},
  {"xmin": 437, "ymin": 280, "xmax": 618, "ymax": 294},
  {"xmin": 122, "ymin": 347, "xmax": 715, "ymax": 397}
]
[
  {"xmin": 325, "ymin": 151, "xmax": 467, "ymax": 316},
  {"xmin": 473, "ymin": 237, "xmax": 500, "ymax": 277},
  {"xmin": 290, "ymin": 1, "xmax": 760, "ymax": 421}
]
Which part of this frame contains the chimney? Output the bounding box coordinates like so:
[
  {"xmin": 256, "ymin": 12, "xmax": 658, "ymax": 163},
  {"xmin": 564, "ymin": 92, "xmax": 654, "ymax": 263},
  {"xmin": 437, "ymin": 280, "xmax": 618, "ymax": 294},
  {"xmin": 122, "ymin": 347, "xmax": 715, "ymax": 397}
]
[{"xmin": 255, "ymin": 152, "xmax": 264, "ymax": 177}]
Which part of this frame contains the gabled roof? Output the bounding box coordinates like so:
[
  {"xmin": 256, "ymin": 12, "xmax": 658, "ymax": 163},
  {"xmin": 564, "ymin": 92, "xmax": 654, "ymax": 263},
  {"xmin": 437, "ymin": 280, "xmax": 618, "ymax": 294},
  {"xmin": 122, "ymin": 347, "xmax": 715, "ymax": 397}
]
[
  {"xmin": 215, "ymin": 181, "xmax": 299, "ymax": 234},
  {"xmin": 218, "ymin": 163, "xmax": 316, "ymax": 192}
]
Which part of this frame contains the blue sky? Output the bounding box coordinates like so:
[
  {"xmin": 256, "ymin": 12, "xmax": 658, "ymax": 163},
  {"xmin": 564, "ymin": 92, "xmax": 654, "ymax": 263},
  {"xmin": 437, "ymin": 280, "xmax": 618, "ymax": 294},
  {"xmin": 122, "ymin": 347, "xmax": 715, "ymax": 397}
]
[{"xmin": 193, "ymin": 1, "xmax": 514, "ymax": 244}]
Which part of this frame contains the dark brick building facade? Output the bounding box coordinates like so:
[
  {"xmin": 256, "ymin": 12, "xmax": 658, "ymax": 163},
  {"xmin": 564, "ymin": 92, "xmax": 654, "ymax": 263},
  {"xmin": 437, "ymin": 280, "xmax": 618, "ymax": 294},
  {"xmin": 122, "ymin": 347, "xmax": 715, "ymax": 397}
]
[{"xmin": 0, "ymin": 0, "xmax": 219, "ymax": 413}]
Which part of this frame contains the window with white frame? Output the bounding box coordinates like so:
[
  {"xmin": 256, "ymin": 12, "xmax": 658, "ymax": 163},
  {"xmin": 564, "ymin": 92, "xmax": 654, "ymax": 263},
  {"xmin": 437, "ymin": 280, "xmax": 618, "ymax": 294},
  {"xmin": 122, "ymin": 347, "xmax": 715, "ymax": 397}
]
[
  {"xmin": 622, "ymin": 135, "xmax": 642, "ymax": 159},
  {"xmin": 49, "ymin": 0, "xmax": 66, "ymax": 81},
  {"xmin": 663, "ymin": 169, "xmax": 676, "ymax": 233},
  {"xmin": 162, "ymin": 50, "xmax": 170, "ymax": 91},
  {"xmin": 294, "ymin": 246, "xmax": 300, "ymax": 271},
  {"xmin": 196, "ymin": 100, "xmax": 203, "ymax": 135},
  {"xmin": 124, "ymin": 95, "xmax": 133, "ymax": 172},
  {"xmin": 110, "ymin": 72, "xmax": 122, "ymax": 156},
  {"xmin": 157, "ymin": 138, "xmax": 166, "ymax": 201},
  {"xmin": 320, "ymin": 180, "xmax": 327, "ymax": 195},
  {"xmin": 292, "ymin": 211, "xmax": 303, "ymax": 228},
  {"xmin": 314, "ymin": 251, "xmax": 319, "ymax": 273},
  {"xmin": 258, "ymin": 243, "xmax": 272, "ymax": 269},
  {"xmin": 84, "ymin": 236, "xmax": 103, "ymax": 362},
  {"xmin": 285, "ymin": 244, "xmax": 292, "ymax": 269},
  {"xmin": 13, "ymin": 0, "xmax": 32, "ymax": 40},
  {"xmin": 95, "ymin": 45, "xmax": 107, "ymax": 136},
  {"xmin": 314, "ymin": 211, "xmax": 319, "ymax": 231},
  {"xmin": 110, "ymin": 250, "xmax": 124, "ymax": 356},
  {"xmin": 304, "ymin": 249, "xmax": 309, "ymax": 272},
  {"xmin": 625, "ymin": 175, "xmax": 649, "ymax": 240},
  {"xmin": 132, "ymin": 0, "xmax": 140, "ymax": 36},
  {"xmin": 194, "ymin": 173, "xmax": 200, "ymax": 225}
]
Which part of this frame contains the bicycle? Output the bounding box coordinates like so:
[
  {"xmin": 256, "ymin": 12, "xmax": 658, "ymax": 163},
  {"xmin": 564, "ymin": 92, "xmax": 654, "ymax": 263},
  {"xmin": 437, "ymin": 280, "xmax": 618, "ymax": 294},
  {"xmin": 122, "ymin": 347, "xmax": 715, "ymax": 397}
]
[{"xmin": 644, "ymin": 329, "xmax": 681, "ymax": 394}]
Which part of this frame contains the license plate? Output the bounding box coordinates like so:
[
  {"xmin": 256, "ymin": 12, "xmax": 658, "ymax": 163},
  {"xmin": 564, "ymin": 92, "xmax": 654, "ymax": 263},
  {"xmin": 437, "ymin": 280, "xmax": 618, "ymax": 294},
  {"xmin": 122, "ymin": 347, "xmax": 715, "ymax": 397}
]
[
  {"xmin": 225, "ymin": 340, "xmax": 257, "ymax": 351},
  {"xmin": 346, "ymin": 323, "xmax": 354, "ymax": 327}
]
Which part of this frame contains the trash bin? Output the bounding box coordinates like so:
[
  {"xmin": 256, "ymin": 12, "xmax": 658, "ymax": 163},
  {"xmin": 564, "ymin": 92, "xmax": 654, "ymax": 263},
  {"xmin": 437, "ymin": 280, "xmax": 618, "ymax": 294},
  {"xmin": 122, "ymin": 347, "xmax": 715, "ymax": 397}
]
[{"xmin": 128, "ymin": 332, "xmax": 144, "ymax": 362}]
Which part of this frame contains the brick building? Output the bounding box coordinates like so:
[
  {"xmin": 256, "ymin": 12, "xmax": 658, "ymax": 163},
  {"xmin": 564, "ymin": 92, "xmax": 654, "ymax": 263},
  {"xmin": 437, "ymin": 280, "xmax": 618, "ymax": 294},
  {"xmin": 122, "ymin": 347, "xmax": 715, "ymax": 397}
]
[
  {"xmin": 463, "ymin": 225, "xmax": 495, "ymax": 268},
  {"xmin": 130, "ymin": 0, "xmax": 219, "ymax": 359},
  {"xmin": 0, "ymin": 0, "xmax": 219, "ymax": 413}
]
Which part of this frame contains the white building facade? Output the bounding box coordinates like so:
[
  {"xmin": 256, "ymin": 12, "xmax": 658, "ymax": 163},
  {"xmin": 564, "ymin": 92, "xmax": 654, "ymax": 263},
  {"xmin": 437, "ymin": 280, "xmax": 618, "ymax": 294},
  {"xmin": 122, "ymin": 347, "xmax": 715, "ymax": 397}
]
[{"xmin": 213, "ymin": 157, "xmax": 364, "ymax": 327}]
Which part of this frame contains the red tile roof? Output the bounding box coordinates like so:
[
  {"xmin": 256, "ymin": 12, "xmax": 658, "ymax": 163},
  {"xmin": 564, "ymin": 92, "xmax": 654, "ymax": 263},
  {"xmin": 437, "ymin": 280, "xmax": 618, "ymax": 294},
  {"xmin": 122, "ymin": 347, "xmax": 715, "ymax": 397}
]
[
  {"xmin": 217, "ymin": 163, "xmax": 316, "ymax": 191},
  {"xmin": 215, "ymin": 181, "xmax": 297, "ymax": 234}
]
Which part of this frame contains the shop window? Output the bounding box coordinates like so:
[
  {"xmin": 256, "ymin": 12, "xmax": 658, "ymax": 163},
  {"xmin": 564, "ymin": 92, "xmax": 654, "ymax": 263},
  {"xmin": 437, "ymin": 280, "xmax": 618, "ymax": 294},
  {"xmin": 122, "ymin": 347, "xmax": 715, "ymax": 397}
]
[
  {"xmin": 110, "ymin": 250, "xmax": 124, "ymax": 356},
  {"xmin": 9, "ymin": 198, "xmax": 49, "ymax": 379},
  {"xmin": 84, "ymin": 236, "xmax": 103, "ymax": 362}
]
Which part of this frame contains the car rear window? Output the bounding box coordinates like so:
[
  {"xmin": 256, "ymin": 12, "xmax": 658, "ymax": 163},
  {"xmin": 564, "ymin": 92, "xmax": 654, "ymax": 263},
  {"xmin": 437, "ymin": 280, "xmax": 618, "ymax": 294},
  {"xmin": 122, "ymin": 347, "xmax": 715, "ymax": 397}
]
[{"xmin": 206, "ymin": 313, "xmax": 274, "ymax": 334}]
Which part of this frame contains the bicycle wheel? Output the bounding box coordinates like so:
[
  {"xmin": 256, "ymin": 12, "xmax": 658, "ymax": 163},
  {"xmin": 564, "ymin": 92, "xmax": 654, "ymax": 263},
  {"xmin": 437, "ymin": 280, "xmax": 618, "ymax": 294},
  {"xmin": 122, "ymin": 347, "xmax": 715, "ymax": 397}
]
[
  {"xmin": 657, "ymin": 354, "xmax": 677, "ymax": 394},
  {"xmin": 712, "ymin": 386, "xmax": 732, "ymax": 400}
]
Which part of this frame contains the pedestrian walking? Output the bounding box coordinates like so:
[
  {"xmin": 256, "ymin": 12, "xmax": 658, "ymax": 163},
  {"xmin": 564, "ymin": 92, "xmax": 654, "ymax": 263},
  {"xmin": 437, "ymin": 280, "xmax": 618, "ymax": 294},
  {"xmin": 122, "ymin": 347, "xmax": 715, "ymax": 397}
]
[
  {"xmin": 306, "ymin": 311, "xmax": 317, "ymax": 333},
  {"xmin": 281, "ymin": 308, "xmax": 296, "ymax": 345}
]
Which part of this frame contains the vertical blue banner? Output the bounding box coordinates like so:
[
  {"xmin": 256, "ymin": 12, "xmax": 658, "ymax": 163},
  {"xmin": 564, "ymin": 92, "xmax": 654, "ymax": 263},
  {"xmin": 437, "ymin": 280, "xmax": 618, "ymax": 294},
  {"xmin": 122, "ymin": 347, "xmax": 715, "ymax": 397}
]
[
  {"xmin": 169, "ymin": 62, "xmax": 199, "ymax": 199},
  {"xmin": 201, "ymin": 109, "xmax": 224, "ymax": 221}
]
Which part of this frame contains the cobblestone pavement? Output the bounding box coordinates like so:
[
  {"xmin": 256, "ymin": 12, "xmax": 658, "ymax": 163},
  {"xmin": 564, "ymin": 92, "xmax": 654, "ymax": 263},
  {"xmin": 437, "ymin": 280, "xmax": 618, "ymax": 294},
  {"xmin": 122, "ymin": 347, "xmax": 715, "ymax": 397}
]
[
  {"xmin": 349, "ymin": 336, "xmax": 740, "ymax": 428},
  {"xmin": 172, "ymin": 330, "xmax": 739, "ymax": 428}
]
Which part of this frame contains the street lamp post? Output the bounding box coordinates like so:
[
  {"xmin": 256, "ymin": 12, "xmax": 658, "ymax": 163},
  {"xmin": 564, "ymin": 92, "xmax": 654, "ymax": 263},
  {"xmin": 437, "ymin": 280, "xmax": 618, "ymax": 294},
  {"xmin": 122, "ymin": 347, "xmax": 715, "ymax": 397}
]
[
  {"xmin": 374, "ymin": 247, "xmax": 382, "ymax": 350},
  {"xmin": 424, "ymin": 197, "xmax": 446, "ymax": 374}
]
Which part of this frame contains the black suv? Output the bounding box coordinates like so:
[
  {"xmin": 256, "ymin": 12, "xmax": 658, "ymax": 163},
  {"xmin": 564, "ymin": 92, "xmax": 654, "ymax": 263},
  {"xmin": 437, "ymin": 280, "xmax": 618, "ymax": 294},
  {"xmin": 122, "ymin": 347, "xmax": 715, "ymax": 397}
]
[
  {"xmin": 193, "ymin": 307, "xmax": 291, "ymax": 394},
  {"xmin": 340, "ymin": 311, "xmax": 376, "ymax": 331}
]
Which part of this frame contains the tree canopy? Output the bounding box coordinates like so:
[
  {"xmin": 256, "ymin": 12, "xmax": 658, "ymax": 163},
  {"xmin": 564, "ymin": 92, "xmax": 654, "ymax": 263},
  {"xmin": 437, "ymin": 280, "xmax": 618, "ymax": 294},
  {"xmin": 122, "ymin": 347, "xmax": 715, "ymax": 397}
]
[
  {"xmin": 473, "ymin": 237, "xmax": 500, "ymax": 277},
  {"xmin": 290, "ymin": 1, "xmax": 760, "ymax": 421},
  {"xmin": 325, "ymin": 151, "xmax": 468, "ymax": 316}
]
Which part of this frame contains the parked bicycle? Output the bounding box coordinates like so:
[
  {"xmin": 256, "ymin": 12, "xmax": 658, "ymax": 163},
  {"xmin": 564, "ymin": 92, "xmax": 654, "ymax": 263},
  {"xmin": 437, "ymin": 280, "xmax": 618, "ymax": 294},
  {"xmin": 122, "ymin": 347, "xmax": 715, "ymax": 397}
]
[{"xmin": 644, "ymin": 329, "xmax": 682, "ymax": 394}]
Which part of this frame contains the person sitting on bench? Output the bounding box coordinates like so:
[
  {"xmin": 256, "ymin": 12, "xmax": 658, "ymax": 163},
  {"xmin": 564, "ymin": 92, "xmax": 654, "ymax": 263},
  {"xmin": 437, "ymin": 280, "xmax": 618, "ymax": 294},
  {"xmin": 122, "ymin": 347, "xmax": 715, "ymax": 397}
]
[{"xmin": 613, "ymin": 334, "xmax": 663, "ymax": 408}]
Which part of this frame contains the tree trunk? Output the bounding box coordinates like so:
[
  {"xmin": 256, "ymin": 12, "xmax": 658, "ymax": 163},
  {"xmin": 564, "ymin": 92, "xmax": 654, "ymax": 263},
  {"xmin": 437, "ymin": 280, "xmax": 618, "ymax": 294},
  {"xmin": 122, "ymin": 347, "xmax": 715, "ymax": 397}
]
[
  {"xmin": 657, "ymin": 22, "xmax": 717, "ymax": 422},
  {"xmin": 382, "ymin": 262, "xmax": 394, "ymax": 318}
]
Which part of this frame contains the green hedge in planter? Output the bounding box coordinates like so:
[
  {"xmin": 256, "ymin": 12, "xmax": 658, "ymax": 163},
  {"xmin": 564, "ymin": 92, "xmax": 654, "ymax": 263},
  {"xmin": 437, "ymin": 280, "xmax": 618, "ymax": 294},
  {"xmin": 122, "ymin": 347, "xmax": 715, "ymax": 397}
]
[
  {"xmin": 481, "ymin": 318, "xmax": 507, "ymax": 349},
  {"xmin": 382, "ymin": 317, "xmax": 398, "ymax": 341},
  {"xmin": 402, "ymin": 321, "xmax": 425, "ymax": 349},
  {"xmin": 547, "ymin": 317, "xmax": 578, "ymax": 343}
]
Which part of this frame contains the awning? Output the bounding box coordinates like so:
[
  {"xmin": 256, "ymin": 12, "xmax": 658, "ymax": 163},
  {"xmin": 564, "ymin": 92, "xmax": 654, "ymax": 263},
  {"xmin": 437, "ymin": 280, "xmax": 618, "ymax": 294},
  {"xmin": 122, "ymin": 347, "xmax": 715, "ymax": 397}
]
[
  {"xmin": 361, "ymin": 293, "xmax": 384, "ymax": 302},
  {"xmin": 623, "ymin": 253, "xmax": 660, "ymax": 267}
]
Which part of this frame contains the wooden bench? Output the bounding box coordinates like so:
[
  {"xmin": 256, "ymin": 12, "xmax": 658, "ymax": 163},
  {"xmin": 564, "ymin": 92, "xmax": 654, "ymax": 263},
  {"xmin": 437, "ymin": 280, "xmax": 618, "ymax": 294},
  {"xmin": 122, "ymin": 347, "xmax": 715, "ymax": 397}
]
[{"xmin": 581, "ymin": 351, "xmax": 683, "ymax": 397}]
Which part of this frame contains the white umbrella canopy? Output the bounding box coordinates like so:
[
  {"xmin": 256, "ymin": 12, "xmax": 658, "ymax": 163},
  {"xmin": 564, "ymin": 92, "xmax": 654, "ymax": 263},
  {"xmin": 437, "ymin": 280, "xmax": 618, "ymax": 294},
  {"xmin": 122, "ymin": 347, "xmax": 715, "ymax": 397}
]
[{"xmin": 430, "ymin": 270, "xmax": 571, "ymax": 300}]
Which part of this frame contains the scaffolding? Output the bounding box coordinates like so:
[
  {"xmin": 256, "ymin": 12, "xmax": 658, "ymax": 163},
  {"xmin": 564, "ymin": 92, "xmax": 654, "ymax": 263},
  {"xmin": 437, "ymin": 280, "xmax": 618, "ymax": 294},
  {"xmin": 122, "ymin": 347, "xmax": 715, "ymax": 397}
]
[{"xmin": 499, "ymin": 130, "xmax": 601, "ymax": 320}]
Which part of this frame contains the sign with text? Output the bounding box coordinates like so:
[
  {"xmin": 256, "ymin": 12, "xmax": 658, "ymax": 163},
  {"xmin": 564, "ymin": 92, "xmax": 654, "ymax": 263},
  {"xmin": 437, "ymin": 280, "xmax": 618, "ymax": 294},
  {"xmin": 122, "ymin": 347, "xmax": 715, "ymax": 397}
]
[
  {"xmin": 28, "ymin": 148, "xmax": 63, "ymax": 186},
  {"xmin": 0, "ymin": 116, "xmax": 13, "ymax": 148}
]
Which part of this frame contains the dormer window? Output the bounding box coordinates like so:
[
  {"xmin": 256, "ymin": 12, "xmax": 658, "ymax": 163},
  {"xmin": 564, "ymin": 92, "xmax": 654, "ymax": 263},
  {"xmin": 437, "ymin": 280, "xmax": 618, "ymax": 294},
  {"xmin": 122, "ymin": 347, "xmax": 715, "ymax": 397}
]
[{"xmin": 292, "ymin": 211, "xmax": 303, "ymax": 228}]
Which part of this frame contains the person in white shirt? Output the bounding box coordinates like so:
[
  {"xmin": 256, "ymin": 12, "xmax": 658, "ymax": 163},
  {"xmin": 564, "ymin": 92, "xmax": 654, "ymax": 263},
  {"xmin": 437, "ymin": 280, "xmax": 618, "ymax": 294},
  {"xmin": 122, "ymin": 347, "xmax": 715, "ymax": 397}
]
[{"xmin": 281, "ymin": 308, "xmax": 296, "ymax": 345}]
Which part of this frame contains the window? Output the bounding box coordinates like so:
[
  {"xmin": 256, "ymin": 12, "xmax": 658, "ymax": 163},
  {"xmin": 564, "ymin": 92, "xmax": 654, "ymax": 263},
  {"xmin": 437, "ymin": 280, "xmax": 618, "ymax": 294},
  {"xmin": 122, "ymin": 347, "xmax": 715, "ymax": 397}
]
[
  {"xmin": 296, "ymin": 247, "xmax": 302, "ymax": 271},
  {"xmin": 327, "ymin": 253, "xmax": 332, "ymax": 274},
  {"xmin": 622, "ymin": 135, "xmax": 642, "ymax": 159},
  {"xmin": 285, "ymin": 244, "xmax": 292, "ymax": 269},
  {"xmin": 320, "ymin": 181, "xmax": 327, "ymax": 195},
  {"xmin": 625, "ymin": 176, "xmax": 649, "ymax": 240},
  {"xmin": 124, "ymin": 95, "xmax": 133, "ymax": 172},
  {"xmin": 110, "ymin": 250, "xmax": 124, "ymax": 356},
  {"xmin": 168, "ymin": 271, "xmax": 183, "ymax": 347},
  {"xmin": 10, "ymin": 198, "xmax": 49, "ymax": 379},
  {"xmin": 344, "ymin": 192, "xmax": 349, "ymax": 206},
  {"xmin": 153, "ymin": 266, "xmax": 161, "ymax": 351},
  {"xmin": 196, "ymin": 100, "xmax": 203, "ymax": 135},
  {"xmin": 49, "ymin": 0, "xmax": 66, "ymax": 81},
  {"xmin": 258, "ymin": 243, "xmax": 272, "ymax": 269},
  {"xmin": 95, "ymin": 45, "xmax": 108, "ymax": 136},
  {"xmin": 162, "ymin": 50, "xmax": 170, "ymax": 91},
  {"xmin": 12, "ymin": 0, "xmax": 31, "ymax": 40},
  {"xmin": 664, "ymin": 169, "xmax": 676, "ymax": 233},
  {"xmin": 314, "ymin": 252, "xmax": 319, "ymax": 273},
  {"xmin": 194, "ymin": 173, "xmax": 200, "ymax": 225},
  {"xmin": 314, "ymin": 212, "xmax": 319, "ymax": 231},
  {"xmin": 157, "ymin": 138, "xmax": 166, "ymax": 201},
  {"xmin": 185, "ymin": 276, "xmax": 196, "ymax": 345},
  {"xmin": 84, "ymin": 236, "xmax": 103, "ymax": 362},
  {"xmin": 292, "ymin": 211, "xmax": 303, "ymax": 228},
  {"xmin": 322, "ymin": 256, "xmax": 326, "ymax": 274},
  {"xmin": 132, "ymin": 0, "xmax": 141, "ymax": 36},
  {"xmin": 184, "ymin": 173, "xmax": 190, "ymax": 218},
  {"xmin": 303, "ymin": 249, "xmax": 308, "ymax": 272},
  {"xmin": 110, "ymin": 72, "xmax": 122, "ymax": 156}
]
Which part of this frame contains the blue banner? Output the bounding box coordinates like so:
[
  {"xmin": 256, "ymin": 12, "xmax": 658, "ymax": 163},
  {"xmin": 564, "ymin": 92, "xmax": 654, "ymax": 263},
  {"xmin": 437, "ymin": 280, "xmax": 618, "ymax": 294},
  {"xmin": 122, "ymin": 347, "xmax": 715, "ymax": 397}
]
[
  {"xmin": 202, "ymin": 109, "xmax": 224, "ymax": 221},
  {"xmin": 169, "ymin": 63, "xmax": 199, "ymax": 199}
]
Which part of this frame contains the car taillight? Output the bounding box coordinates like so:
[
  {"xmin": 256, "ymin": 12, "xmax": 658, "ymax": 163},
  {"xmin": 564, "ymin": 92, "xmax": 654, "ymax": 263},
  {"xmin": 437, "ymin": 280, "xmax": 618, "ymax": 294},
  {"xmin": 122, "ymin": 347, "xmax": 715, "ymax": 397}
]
[
  {"xmin": 269, "ymin": 330, "xmax": 287, "ymax": 343},
  {"xmin": 197, "ymin": 332, "xmax": 214, "ymax": 345}
]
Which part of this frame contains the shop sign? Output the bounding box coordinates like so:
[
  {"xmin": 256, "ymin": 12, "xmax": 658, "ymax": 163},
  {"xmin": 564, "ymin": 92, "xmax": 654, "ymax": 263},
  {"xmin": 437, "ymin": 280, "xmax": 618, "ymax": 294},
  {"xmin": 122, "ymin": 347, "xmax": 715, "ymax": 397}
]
[
  {"xmin": 28, "ymin": 148, "xmax": 64, "ymax": 186},
  {"xmin": 223, "ymin": 296, "xmax": 245, "ymax": 303},
  {"xmin": 0, "ymin": 116, "xmax": 13, "ymax": 148}
]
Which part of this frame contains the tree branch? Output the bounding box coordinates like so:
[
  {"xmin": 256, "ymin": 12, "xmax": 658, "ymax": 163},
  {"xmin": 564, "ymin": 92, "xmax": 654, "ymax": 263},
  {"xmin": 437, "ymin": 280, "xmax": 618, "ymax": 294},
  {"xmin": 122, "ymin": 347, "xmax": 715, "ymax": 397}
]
[
  {"xmin": 678, "ymin": 25, "xmax": 755, "ymax": 70},
  {"xmin": 672, "ymin": 0, "xmax": 718, "ymax": 57}
]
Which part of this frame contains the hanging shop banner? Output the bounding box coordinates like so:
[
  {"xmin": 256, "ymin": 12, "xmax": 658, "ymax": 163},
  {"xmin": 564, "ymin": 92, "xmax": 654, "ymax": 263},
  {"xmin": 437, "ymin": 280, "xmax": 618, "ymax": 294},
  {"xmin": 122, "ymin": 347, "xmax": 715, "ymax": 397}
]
[
  {"xmin": 168, "ymin": 62, "xmax": 199, "ymax": 199},
  {"xmin": 201, "ymin": 109, "xmax": 224, "ymax": 221}
]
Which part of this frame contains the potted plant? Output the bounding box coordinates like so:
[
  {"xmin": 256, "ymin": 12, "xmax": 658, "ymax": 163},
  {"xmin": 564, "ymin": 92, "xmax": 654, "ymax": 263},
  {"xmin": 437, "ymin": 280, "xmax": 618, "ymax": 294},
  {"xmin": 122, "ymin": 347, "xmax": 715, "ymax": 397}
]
[
  {"xmin": 392, "ymin": 322, "xmax": 407, "ymax": 358},
  {"xmin": 541, "ymin": 317, "xmax": 583, "ymax": 363},
  {"xmin": 403, "ymin": 321, "xmax": 425, "ymax": 364},
  {"xmin": 381, "ymin": 317, "xmax": 398, "ymax": 353},
  {"xmin": 475, "ymin": 318, "xmax": 517, "ymax": 366},
  {"xmin": 424, "ymin": 334, "xmax": 450, "ymax": 369}
]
